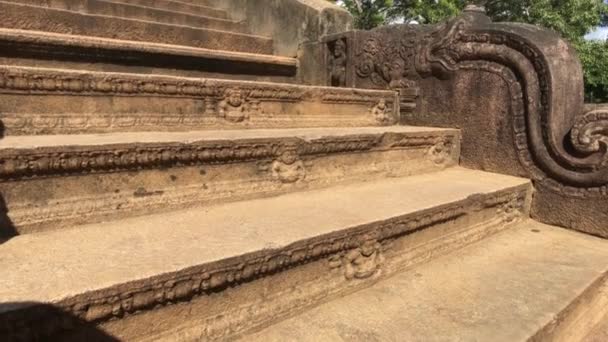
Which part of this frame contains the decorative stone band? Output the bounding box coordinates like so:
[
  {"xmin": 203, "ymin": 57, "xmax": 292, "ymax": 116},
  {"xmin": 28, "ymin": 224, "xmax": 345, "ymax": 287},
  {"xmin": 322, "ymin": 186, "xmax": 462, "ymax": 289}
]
[
  {"xmin": 0, "ymin": 186, "xmax": 530, "ymax": 341},
  {"xmin": 0, "ymin": 132, "xmax": 453, "ymax": 181},
  {"xmin": 0, "ymin": 66, "xmax": 406, "ymax": 134}
]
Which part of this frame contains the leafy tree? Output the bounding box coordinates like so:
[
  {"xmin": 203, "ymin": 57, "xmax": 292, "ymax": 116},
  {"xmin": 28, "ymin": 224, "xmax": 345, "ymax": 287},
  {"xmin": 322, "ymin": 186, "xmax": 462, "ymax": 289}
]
[{"xmin": 338, "ymin": 0, "xmax": 394, "ymax": 30}]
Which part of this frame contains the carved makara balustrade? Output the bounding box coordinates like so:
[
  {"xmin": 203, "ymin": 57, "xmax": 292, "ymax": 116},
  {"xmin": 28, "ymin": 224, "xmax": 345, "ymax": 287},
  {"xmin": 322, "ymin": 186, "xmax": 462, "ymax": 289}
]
[{"xmin": 321, "ymin": 5, "xmax": 608, "ymax": 237}]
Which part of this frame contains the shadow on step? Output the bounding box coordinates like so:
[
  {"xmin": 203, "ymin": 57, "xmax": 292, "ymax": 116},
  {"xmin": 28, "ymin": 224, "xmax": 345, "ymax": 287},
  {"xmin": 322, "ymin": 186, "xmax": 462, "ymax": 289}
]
[
  {"xmin": 3, "ymin": 45, "xmax": 297, "ymax": 77},
  {"xmin": 0, "ymin": 195, "xmax": 17, "ymax": 244},
  {"xmin": 0, "ymin": 302, "xmax": 121, "ymax": 342}
]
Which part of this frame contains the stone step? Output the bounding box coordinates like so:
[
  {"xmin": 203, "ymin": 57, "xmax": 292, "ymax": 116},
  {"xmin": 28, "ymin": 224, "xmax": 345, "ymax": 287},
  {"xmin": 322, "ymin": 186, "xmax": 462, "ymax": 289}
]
[
  {"xmin": 0, "ymin": 29, "xmax": 297, "ymax": 82},
  {"xmin": 242, "ymin": 220, "xmax": 608, "ymax": 342},
  {"xmin": 0, "ymin": 126, "xmax": 459, "ymax": 235},
  {"xmin": 108, "ymin": 0, "xmax": 229, "ymax": 18},
  {"xmin": 0, "ymin": 168, "xmax": 532, "ymax": 341},
  {"xmin": 0, "ymin": 66, "xmax": 407, "ymax": 135},
  {"xmin": 0, "ymin": 1, "xmax": 273, "ymax": 54},
  {"xmin": 7, "ymin": 0, "xmax": 236, "ymax": 29}
]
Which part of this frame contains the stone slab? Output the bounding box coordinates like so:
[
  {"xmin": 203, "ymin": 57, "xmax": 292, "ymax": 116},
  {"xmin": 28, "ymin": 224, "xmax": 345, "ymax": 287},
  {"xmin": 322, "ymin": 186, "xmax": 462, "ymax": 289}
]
[
  {"xmin": 9, "ymin": 0, "xmax": 239, "ymax": 30},
  {"xmin": 0, "ymin": 28, "xmax": 296, "ymax": 81},
  {"xmin": 0, "ymin": 66, "xmax": 404, "ymax": 135},
  {"xmin": 0, "ymin": 168, "xmax": 530, "ymax": 339},
  {"xmin": 243, "ymin": 220, "xmax": 608, "ymax": 342},
  {"xmin": 0, "ymin": 168, "xmax": 526, "ymax": 304},
  {"xmin": 108, "ymin": 0, "xmax": 229, "ymax": 18},
  {"xmin": 0, "ymin": 126, "xmax": 452, "ymax": 148},
  {"xmin": 0, "ymin": 126, "xmax": 459, "ymax": 233},
  {"xmin": 0, "ymin": 1, "xmax": 273, "ymax": 54}
]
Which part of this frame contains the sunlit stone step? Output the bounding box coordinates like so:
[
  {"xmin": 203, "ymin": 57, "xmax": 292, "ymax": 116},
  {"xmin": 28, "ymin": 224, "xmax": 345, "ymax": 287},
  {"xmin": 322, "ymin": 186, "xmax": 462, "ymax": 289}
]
[
  {"xmin": 108, "ymin": 0, "xmax": 229, "ymax": 18},
  {"xmin": 0, "ymin": 1, "xmax": 272, "ymax": 53},
  {"xmin": 0, "ymin": 66, "xmax": 408, "ymax": 135},
  {"xmin": 0, "ymin": 126, "xmax": 459, "ymax": 235},
  {"xmin": 8, "ymin": 0, "xmax": 237, "ymax": 29},
  {"xmin": 0, "ymin": 168, "xmax": 531, "ymax": 341},
  {"xmin": 242, "ymin": 220, "xmax": 608, "ymax": 342}
]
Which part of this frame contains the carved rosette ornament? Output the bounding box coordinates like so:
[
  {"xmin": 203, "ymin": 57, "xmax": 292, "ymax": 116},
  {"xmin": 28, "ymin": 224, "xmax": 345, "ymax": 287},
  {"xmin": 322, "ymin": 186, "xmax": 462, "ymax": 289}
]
[{"xmin": 409, "ymin": 6, "xmax": 608, "ymax": 234}]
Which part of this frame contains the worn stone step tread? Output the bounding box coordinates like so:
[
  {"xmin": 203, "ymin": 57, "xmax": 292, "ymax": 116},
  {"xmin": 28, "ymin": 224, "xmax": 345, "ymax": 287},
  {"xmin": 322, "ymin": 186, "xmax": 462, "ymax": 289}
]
[
  {"xmin": 101, "ymin": 0, "xmax": 230, "ymax": 19},
  {"xmin": 107, "ymin": 0, "xmax": 228, "ymax": 18},
  {"xmin": 0, "ymin": 168, "xmax": 528, "ymax": 308},
  {"xmin": 0, "ymin": 126, "xmax": 447, "ymax": 149},
  {"xmin": 0, "ymin": 28, "xmax": 295, "ymax": 68},
  {"xmin": 242, "ymin": 220, "xmax": 608, "ymax": 342},
  {"xmin": 0, "ymin": 1, "xmax": 273, "ymax": 54},
  {"xmin": 85, "ymin": 0, "xmax": 242, "ymax": 31}
]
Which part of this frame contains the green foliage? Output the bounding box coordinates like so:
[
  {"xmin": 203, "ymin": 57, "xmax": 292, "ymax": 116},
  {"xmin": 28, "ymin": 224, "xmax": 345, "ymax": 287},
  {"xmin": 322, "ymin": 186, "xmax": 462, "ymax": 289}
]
[
  {"xmin": 337, "ymin": 0, "xmax": 608, "ymax": 102},
  {"xmin": 576, "ymin": 40, "xmax": 608, "ymax": 102},
  {"xmin": 340, "ymin": 0, "xmax": 394, "ymax": 30},
  {"xmin": 388, "ymin": 0, "xmax": 466, "ymax": 24}
]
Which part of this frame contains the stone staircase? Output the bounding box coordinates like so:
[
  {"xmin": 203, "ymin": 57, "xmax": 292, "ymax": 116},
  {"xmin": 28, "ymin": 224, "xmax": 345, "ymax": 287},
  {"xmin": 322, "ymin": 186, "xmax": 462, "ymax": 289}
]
[{"xmin": 1, "ymin": 1, "xmax": 607, "ymax": 341}]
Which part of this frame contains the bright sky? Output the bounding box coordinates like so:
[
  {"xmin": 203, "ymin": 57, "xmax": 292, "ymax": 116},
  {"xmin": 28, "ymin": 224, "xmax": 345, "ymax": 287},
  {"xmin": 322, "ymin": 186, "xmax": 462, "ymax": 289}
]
[{"xmin": 586, "ymin": 27, "xmax": 608, "ymax": 41}]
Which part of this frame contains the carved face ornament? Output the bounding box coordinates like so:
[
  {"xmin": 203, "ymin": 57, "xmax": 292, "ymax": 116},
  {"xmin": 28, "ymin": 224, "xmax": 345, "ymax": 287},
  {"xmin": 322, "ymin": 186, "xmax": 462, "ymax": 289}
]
[
  {"xmin": 227, "ymin": 89, "xmax": 243, "ymax": 107},
  {"xmin": 333, "ymin": 39, "xmax": 346, "ymax": 57}
]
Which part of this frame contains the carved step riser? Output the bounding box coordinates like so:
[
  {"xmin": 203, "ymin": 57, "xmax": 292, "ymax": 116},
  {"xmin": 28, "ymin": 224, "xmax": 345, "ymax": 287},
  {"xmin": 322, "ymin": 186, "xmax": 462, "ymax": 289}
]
[
  {"xmin": 0, "ymin": 67, "xmax": 403, "ymax": 135},
  {"xmin": 0, "ymin": 131, "xmax": 459, "ymax": 234},
  {"xmin": 5, "ymin": 0, "xmax": 237, "ymax": 30},
  {"xmin": 0, "ymin": 2, "xmax": 271, "ymax": 54},
  {"xmin": 0, "ymin": 185, "xmax": 530, "ymax": 341}
]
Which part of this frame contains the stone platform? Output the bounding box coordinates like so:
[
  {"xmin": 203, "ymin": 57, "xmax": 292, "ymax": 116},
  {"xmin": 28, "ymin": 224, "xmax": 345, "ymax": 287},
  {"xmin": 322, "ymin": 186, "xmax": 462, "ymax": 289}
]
[
  {"xmin": 1, "ymin": 0, "xmax": 607, "ymax": 340},
  {"xmin": 242, "ymin": 220, "xmax": 608, "ymax": 342}
]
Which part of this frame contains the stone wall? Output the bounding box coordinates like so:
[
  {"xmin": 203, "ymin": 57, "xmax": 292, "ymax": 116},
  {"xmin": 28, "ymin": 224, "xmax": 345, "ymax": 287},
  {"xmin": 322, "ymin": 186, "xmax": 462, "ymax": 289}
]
[
  {"xmin": 204, "ymin": 0, "xmax": 353, "ymax": 57},
  {"xmin": 313, "ymin": 6, "xmax": 608, "ymax": 238}
]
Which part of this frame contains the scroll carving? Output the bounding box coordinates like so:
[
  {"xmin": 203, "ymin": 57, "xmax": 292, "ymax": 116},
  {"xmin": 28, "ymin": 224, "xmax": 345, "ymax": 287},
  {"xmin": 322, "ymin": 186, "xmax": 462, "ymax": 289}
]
[{"xmin": 412, "ymin": 9, "xmax": 608, "ymax": 198}]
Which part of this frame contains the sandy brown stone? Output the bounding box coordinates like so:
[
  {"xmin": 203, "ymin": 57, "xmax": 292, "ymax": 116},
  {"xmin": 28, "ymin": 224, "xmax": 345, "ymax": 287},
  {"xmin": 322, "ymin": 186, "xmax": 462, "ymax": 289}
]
[
  {"xmin": 0, "ymin": 1, "xmax": 273, "ymax": 54},
  {"xmin": 242, "ymin": 221, "xmax": 608, "ymax": 342},
  {"xmin": 0, "ymin": 126, "xmax": 459, "ymax": 234},
  {"xmin": 0, "ymin": 168, "xmax": 530, "ymax": 340}
]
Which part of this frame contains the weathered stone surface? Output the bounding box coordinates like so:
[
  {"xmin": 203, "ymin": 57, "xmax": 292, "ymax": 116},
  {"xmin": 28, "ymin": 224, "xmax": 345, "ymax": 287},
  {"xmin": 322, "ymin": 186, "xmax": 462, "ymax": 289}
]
[
  {"xmin": 0, "ymin": 29, "xmax": 298, "ymax": 81},
  {"xmin": 0, "ymin": 1, "xmax": 274, "ymax": 54},
  {"xmin": 316, "ymin": 7, "xmax": 608, "ymax": 237},
  {"xmin": 9, "ymin": 0, "xmax": 240, "ymax": 30},
  {"xmin": 0, "ymin": 66, "xmax": 406, "ymax": 135},
  {"xmin": 0, "ymin": 126, "xmax": 458, "ymax": 234},
  {"xmin": 242, "ymin": 221, "xmax": 608, "ymax": 342},
  {"xmin": 206, "ymin": 0, "xmax": 353, "ymax": 57},
  {"xmin": 0, "ymin": 168, "xmax": 530, "ymax": 341}
]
